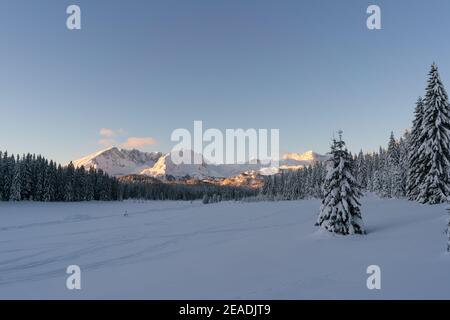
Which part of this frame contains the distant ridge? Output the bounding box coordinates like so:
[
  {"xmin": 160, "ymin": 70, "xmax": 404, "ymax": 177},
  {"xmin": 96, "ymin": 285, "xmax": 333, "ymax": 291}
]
[{"xmin": 73, "ymin": 148, "xmax": 327, "ymax": 178}]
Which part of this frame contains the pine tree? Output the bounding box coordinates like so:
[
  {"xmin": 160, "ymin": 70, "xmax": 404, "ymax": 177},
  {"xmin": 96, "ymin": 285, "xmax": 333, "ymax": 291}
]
[
  {"xmin": 86, "ymin": 167, "xmax": 96, "ymax": 201},
  {"xmin": 55, "ymin": 164, "xmax": 65, "ymax": 201},
  {"xmin": 316, "ymin": 132, "xmax": 365, "ymax": 235},
  {"xmin": 386, "ymin": 132, "xmax": 403, "ymax": 198},
  {"xmin": 407, "ymin": 97, "xmax": 425, "ymax": 200},
  {"xmin": 387, "ymin": 132, "xmax": 400, "ymax": 165},
  {"xmin": 10, "ymin": 158, "xmax": 21, "ymax": 201},
  {"xmin": 4, "ymin": 153, "xmax": 14, "ymax": 201},
  {"xmin": 398, "ymin": 132, "xmax": 410, "ymax": 197},
  {"xmin": 43, "ymin": 161, "xmax": 56, "ymax": 202},
  {"xmin": 20, "ymin": 154, "xmax": 33, "ymax": 200},
  {"xmin": 355, "ymin": 150, "xmax": 367, "ymax": 190},
  {"xmin": 376, "ymin": 147, "xmax": 392, "ymax": 198},
  {"xmin": 416, "ymin": 63, "xmax": 450, "ymax": 204},
  {"xmin": 64, "ymin": 162, "xmax": 75, "ymax": 202}
]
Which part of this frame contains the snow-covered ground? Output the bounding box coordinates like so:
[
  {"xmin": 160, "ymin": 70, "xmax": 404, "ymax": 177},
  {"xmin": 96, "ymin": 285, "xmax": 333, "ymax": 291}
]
[{"xmin": 0, "ymin": 195, "xmax": 449, "ymax": 299}]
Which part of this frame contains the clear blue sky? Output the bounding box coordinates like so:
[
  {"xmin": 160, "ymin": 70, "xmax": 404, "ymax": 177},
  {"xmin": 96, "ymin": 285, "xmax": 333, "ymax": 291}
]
[{"xmin": 1, "ymin": 0, "xmax": 450, "ymax": 164}]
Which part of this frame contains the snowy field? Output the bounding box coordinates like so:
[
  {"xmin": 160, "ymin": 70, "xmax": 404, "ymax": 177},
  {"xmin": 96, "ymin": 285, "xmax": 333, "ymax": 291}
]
[{"xmin": 0, "ymin": 195, "xmax": 449, "ymax": 299}]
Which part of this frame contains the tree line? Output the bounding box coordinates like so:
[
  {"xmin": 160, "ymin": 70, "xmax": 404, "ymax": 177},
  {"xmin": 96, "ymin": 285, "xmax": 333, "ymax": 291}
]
[
  {"xmin": 0, "ymin": 152, "xmax": 257, "ymax": 202},
  {"xmin": 0, "ymin": 152, "xmax": 120, "ymax": 201},
  {"xmin": 260, "ymin": 162, "xmax": 326, "ymax": 200}
]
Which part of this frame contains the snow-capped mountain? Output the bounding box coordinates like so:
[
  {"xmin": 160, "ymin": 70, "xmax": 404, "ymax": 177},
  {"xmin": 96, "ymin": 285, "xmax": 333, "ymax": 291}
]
[
  {"xmin": 140, "ymin": 150, "xmax": 263, "ymax": 179},
  {"xmin": 282, "ymin": 150, "xmax": 329, "ymax": 163},
  {"xmin": 141, "ymin": 150, "xmax": 212, "ymax": 179},
  {"xmin": 73, "ymin": 148, "xmax": 327, "ymax": 178},
  {"xmin": 73, "ymin": 147, "xmax": 163, "ymax": 176},
  {"xmin": 280, "ymin": 150, "xmax": 329, "ymax": 170}
]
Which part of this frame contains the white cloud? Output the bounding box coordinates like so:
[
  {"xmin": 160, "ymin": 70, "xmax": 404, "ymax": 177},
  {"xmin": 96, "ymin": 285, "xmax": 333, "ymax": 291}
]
[
  {"xmin": 97, "ymin": 128, "xmax": 155, "ymax": 150},
  {"xmin": 99, "ymin": 128, "xmax": 116, "ymax": 138},
  {"xmin": 121, "ymin": 137, "xmax": 157, "ymax": 149}
]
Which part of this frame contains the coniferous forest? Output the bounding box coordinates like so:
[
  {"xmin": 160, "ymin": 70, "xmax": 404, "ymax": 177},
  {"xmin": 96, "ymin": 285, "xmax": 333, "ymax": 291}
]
[
  {"xmin": 261, "ymin": 63, "xmax": 450, "ymax": 207},
  {"xmin": 0, "ymin": 153, "xmax": 120, "ymax": 202},
  {"xmin": 0, "ymin": 153, "xmax": 256, "ymax": 202}
]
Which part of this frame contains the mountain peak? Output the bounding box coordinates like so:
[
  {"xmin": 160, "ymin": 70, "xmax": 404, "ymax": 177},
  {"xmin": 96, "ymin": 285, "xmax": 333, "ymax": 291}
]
[
  {"xmin": 73, "ymin": 147, "xmax": 162, "ymax": 176},
  {"xmin": 141, "ymin": 150, "xmax": 210, "ymax": 179},
  {"xmin": 282, "ymin": 150, "xmax": 324, "ymax": 162}
]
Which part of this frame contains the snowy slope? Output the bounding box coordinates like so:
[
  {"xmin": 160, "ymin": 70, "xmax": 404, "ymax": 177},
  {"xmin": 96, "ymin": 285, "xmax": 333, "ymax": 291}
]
[
  {"xmin": 140, "ymin": 151, "xmax": 212, "ymax": 179},
  {"xmin": 0, "ymin": 195, "xmax": 449, "ymax": 299},
  {"xmin": 140, "ymin": 150, "xmax": 264, "ymax": 179},
  {"xmin": 72, "ymin": 147, "xmax": 162, "ymax": 177}
]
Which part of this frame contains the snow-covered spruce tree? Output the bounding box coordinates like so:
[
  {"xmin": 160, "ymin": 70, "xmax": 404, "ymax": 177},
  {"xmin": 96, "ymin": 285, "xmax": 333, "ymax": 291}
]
[
  {"xmin": 316, "ymin": 132, "xmax": 365, "ymax": 235},
  {"xmin": 355, "ymin": 150, "xmax": 367, "ymax": 190},
  {"xmin": 416, "ymin": 63, "xmax": 450, "ymax": 204},
  {"xmin": 406, "ymin": 97, "xmax": 425, "ymax": 200},
  {"xmin": 398, "ymin": 132, "xmax": 411, "ymax": 197},
  {"xmin": 10, "ymin": 157, "xmax": 21, "ymax": 201},
  {"xmin": 376, "ymin": 146, "xmax": 392, "ymax": 198},
  {"xmin": 2, "ymin": 152, "xmax": 12, "ymax": 200},
  {"xmin": 387, "ymin": 132, "xmax": 403, "ymax": 198}
]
